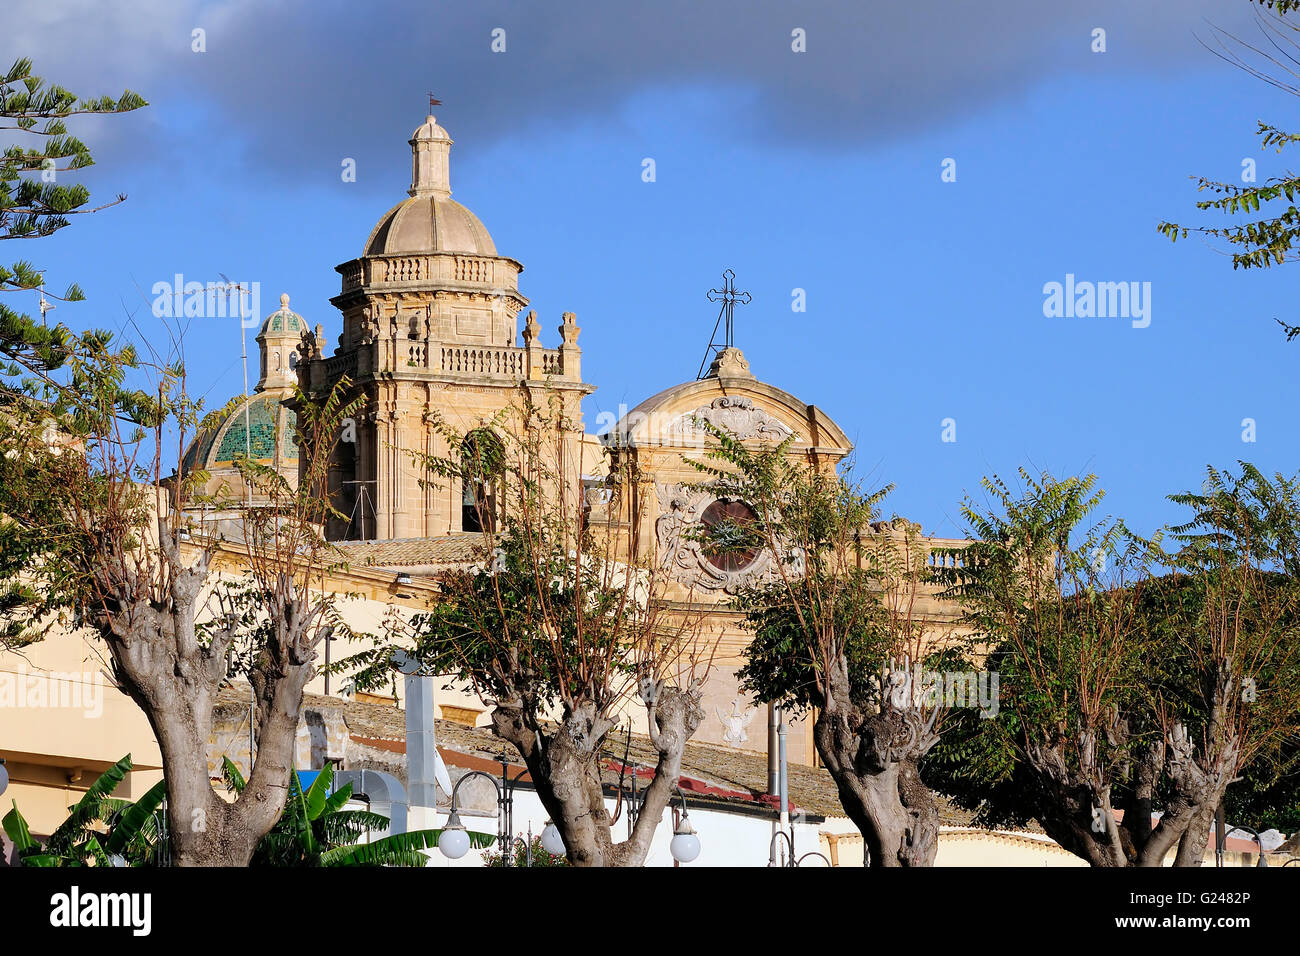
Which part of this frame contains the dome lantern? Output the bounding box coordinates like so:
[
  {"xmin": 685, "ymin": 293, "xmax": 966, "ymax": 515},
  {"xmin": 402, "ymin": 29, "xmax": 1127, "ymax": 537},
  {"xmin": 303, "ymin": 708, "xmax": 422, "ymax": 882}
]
[
  {"xmin": 361, "ymin": 112, "xmax": 498, "ymax": 259},
  {"xmin": 255, "ymin": 292, "xmax": 306, "ymax": 392},
  {"xmin": 410, "ymin": 114, "xmax": 452, "ymax": 200}
]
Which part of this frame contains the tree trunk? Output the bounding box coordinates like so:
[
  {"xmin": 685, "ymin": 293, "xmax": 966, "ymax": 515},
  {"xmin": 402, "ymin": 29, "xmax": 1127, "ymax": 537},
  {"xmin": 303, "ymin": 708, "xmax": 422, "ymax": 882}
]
[
  {"xmin": 491, "ymin": 682, "xmax": 703, "ymax": 867},
  {"xmin": 1121, "ymin": 739, "xmax": 1164, "ymax": 860},
  {"xmin": 1174, "ymin": 803, "xmax": 1217, "ymax": 867},
  {"xmin": 97, "ymin": 527, "xmax": 319, "ymax": 865},
  {"xmin": 813, "ymin": 659, "xmax": 940, "ymax": 867}
]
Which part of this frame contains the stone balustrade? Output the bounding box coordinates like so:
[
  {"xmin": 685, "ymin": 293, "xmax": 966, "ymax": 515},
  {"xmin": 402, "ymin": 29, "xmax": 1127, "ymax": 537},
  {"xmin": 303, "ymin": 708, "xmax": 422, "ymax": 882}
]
[
  {"xmin": 438, "ymin": 344, "xmax": 568, "ymax": 380},
  {"xmin": 339, "ymin": 253, "xmax": 518, "ymax": 293}
]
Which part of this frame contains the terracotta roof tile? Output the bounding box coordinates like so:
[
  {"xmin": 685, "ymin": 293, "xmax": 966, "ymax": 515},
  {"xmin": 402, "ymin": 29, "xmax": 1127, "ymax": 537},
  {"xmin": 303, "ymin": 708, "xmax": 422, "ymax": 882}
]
[{"xmin": 312, "ymin": 689, "xmax": 974, "ymax": 823}]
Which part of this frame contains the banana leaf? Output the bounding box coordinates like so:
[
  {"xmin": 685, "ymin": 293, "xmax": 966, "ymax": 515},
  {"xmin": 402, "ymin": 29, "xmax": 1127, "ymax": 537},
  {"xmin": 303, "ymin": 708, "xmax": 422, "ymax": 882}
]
[
  {"xmin": 319, "ymin": 827, "xmax": 495, "ymax": 867},
  {"xmin": 45, "ymin": 754, "xmax": 132, "ymax": 855},
  {"xmin": 104, "ymin": 778, "xmax": 167, "ymax": 856}
]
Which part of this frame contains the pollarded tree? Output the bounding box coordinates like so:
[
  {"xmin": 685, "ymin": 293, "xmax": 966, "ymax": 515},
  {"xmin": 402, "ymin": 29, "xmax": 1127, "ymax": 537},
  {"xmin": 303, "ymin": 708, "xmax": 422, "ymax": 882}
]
[
  {"xmin": 0, "ymin": 334, "xmax": 364, "ymax": 864},
  {"xmin": 694, "ymin": 426, "xmax": 968, "ymax": 866},
  {"xmin": 0, "ymin": 57, "xmax": 374, "ymax": 866},
  {"xmin": 929, "ymin": 471, "xmax": 1169, "ymax": 865},
  {"xmin": 933, "ymin": 466, "xmax": 1300, "ymax": 866},
  {"xmin": 342, "ymin": 398, "xmax": 715, "ymax": 867},
  {"xmin": 1158, "ymin": 463, "xmax": 1300, "ymax": 863}
]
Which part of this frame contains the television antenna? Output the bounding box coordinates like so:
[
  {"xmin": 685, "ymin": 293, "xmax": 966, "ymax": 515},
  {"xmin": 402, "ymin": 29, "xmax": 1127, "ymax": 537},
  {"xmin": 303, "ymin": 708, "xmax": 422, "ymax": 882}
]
[
  {"xmin": 37, "ymin": 286, "xmax": 55, "ymax": 325},
  {"xmin": 342, "ymin": 479, "xmax": 377, "ymax": 540},
  {"xmin": 218, "ymin": 273, "xmax": 255, "ymax": 507}
]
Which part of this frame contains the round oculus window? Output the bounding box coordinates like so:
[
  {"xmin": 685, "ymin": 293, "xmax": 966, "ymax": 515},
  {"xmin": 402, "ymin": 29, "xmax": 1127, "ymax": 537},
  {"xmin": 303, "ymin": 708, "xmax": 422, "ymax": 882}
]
[{"xmin": 700, "ymin": 499, "xmax": 759, "ymax": 572}]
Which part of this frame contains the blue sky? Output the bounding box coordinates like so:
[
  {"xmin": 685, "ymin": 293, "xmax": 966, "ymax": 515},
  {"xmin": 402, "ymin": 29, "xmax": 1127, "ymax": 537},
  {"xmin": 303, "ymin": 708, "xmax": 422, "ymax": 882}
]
[{"xmin": 10, "ymin": 0, "xmax": 1299, "ymax": 540}]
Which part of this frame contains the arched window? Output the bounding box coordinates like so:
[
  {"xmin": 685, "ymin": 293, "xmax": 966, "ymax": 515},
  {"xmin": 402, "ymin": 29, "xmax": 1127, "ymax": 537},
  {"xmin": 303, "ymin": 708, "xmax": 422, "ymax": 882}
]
[
  {"xmin": 461, "ymin": 430, "xmax": 504, "ymax": 533},
  {"xmin": 289, "ymin": 351, "xmax": 299, "ymax": 370}
]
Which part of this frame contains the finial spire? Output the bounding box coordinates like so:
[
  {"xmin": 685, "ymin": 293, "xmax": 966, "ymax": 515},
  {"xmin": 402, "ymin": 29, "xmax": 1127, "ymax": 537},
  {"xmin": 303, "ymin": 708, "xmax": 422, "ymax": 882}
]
[{"xmin": 696, "ymin": 270, "xmax": 751, "ymax": 379}]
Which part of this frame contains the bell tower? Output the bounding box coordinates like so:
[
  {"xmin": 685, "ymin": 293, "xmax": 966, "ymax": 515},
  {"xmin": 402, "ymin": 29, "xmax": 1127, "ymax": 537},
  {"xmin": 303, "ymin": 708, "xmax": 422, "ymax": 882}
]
[{"xmin": 299, "ymin": 111, "xmax": 594, "ymax": 541}]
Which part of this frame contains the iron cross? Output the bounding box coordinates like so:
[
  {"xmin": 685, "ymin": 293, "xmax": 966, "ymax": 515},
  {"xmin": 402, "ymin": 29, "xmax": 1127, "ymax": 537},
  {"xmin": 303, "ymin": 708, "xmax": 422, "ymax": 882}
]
[{"xmin": 707, "ymin": 269, "xmax": 751, "ymax": 349}]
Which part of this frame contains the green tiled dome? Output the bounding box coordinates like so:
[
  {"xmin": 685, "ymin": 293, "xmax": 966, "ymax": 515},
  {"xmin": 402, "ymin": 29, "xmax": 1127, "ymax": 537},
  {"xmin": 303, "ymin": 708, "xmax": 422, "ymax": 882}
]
[
  {"xmin": 181, "ymin": 394, "xmax": 298, "ymax": 474},
  {"xmin": 264, "ymin": 310, "xmax": 305, "ymax": 335},
  {"xmin": 213, "ymin": 396, "xmax": 279, "ymax": 464},
  {"xmin": 258, "ymin": 293, "xmax": 306, "ymax": 339}
]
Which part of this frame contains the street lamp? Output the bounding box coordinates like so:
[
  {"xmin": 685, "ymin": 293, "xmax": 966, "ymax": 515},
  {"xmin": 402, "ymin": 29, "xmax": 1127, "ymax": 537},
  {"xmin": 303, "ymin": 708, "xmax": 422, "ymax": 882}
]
[
  {"xmin": 1231, "ymin": 826, "xmax": 1270, "ymax": 867},
  {"xmin": 438, "ymin": 806, "xmax": 474, "ymax": 860},
  {"xmin": 767, "ymin": 830, "xmax": 831, "ymax": 868},
  {"xmin": 540, "ymin": 821, "xmax": 565, "ymax": 857},
  {"xmin": 669, "ymin": 791, "xmax": 700, "ymax": 864},
  {"xmin": 438, "ymin": 751, "xmax": 532, "ymax": 865}
]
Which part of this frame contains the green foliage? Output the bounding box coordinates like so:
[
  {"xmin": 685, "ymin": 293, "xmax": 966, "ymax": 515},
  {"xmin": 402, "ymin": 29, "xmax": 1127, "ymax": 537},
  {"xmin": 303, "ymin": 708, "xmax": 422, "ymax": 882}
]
[
  {"xmin": 931, "ymin": 470, "xmax": 1160, "ymax": 807},
  {"xmin": 2, "ymin": 754, "xmax": 166, "ymax": 866},
  {"xmin": 247, "ymin": 764, "xmax": 480, "ymax": 867},
  {"xmin": 687, "ymin": 419, "xmax": 954, "ymax": 717},
  {"xmin": 341, "ymin": 399, "xmax": 687, "ymax": 726},
  {"xmin": 0, "ymin": 56, "xmax": 166, "ymax": 654},
  {"xmin": 482, "ymin": 835, "xmax": 569, "ymax": 867},
  {"xmin": 0, "ymin": 58, "xmax": 146, "ymax": 377},
  {"xmin": 1158, "ymin": 4, "xmax": 1300, "ymax": 337},
  {"xmin": 932, "ymin": 463, "xmax": 1300, "ymax": 847},
  {"xmin": 735, "ymin": 577, "xmax": 890, "ymax": 715},
  {"xmin": 348, "ymin": 528, "xmax": 641, "ymax": 710}
]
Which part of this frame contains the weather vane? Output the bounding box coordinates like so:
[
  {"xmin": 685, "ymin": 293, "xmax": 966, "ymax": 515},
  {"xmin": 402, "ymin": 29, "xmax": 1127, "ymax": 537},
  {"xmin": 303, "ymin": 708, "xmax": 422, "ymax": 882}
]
[
  {"xmin": 427, "ymin": 92, "xmax": 442, "ymax": 113},
  {"xmin": 696, "ymin": 269, "xmax": 751, "ymax": 379}
]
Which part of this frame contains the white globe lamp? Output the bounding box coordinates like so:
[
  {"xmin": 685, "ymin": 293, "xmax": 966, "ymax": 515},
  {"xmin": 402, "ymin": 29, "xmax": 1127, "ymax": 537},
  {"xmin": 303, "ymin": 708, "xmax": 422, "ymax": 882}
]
[
  {"xmin": 669, "ymin": 812, "xmax": 701, "ymax": 864},
  {"xmin": 438, "ymin": 811, "xmax": 472, "ymax": 860},
  {"xmin": 540, "ymin": 821, "xmax": 566, "ymax": 857}
]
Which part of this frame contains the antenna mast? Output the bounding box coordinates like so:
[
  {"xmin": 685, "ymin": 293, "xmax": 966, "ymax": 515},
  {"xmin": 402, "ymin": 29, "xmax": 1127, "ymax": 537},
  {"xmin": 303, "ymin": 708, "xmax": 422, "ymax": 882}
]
[
  {"xmin": 220, "ymin": 274, "xmax": 254, "ymax": 509},
  {"xmin": 37, "ymin": 286, "xmax": 55, "ymax": 325}
]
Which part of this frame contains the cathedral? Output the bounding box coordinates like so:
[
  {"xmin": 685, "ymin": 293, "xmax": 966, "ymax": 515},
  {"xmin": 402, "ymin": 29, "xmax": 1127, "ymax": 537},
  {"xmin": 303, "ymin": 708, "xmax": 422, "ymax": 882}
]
[{"xmin": 179, "ymin": 111, "xmax": 965, "ymax": 764}]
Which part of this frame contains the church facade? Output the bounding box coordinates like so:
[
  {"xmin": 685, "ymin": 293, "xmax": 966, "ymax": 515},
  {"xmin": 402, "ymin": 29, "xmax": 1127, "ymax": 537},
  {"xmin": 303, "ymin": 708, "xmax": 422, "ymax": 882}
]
[{"xmin": 180, "ymin": 112, "xmax": 969, "ymax": 764}]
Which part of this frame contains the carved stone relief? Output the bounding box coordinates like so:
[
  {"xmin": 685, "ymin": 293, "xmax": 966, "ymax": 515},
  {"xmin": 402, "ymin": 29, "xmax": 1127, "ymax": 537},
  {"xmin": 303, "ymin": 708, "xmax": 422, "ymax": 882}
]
[{"xmin": 666, "ymin": 397, "xmax": 796, "ymax": 442}]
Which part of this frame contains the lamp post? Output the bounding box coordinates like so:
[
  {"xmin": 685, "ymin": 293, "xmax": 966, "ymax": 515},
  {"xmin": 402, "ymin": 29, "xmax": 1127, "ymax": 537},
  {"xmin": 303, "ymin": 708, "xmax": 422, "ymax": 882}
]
[
  {"xmin": 1230, "ymin": 826, "xmax": 1270, "ymax": 867},
  {"xmin": 669, "ymin": 790, "xmax": 700, "ymax": 864},
  {"xmin": 767, "ymin": 830, "xmax": 831, "ymax": 868},
  {"xmin": 437, "ymin": 750, "xmax": 532, "ymax": 865},
  {"xmin": 540, "ymin": 788, "xmax": 704, "ymax": 865}
]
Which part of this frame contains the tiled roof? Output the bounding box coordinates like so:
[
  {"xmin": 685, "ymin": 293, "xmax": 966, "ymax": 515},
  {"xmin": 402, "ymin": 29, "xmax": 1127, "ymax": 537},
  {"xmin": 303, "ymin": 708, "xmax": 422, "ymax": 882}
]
[{"xmin": 322, "ymin": 690, "xmax": 975, "ymax": 824}]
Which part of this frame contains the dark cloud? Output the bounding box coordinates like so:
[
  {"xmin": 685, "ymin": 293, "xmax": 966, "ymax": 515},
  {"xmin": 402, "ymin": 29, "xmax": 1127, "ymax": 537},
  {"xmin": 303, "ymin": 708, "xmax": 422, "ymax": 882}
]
[{"xmin": 7, "ymin": 0, "xmax": 1260, "ymax": 183}]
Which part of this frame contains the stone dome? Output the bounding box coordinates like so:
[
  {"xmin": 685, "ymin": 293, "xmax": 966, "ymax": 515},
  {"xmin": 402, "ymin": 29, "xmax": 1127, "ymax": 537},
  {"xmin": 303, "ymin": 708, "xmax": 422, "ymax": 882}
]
[
  {"xmin": 363, "ymin": 195, "xmax": 497, "ymax": 257},
  {"xmin": 362, "ymin": 113, "xmax": 498, "ymax": 258}
]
